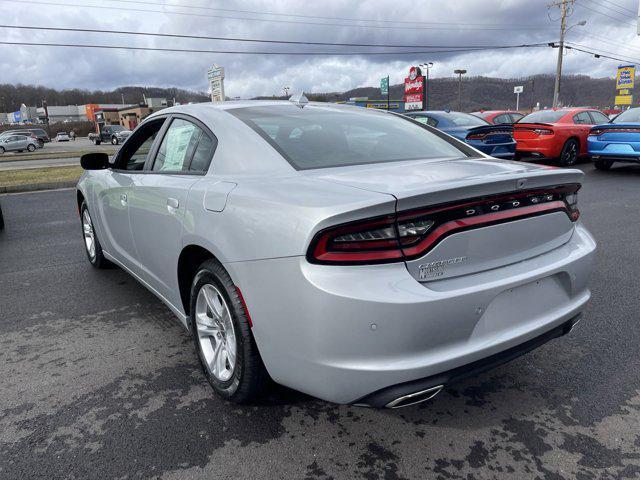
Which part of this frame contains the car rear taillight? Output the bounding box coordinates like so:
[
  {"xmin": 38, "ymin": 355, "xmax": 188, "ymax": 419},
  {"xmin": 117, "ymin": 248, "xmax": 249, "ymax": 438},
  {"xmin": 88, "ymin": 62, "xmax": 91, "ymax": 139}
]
[
  {"xmin": 307, "ymin": 184, "xmax": 580, "ymax": 265},
  {"xmin": 466, "ymin": 132, "xmax": 487, "ymax": 140},
  {"xmin": 533, "ymin": 128, "xmax": 554, "ymax": 135}
]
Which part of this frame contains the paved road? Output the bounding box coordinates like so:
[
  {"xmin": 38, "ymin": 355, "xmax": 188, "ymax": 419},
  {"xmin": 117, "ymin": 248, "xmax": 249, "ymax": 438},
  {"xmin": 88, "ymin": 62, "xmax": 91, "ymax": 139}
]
[{"xmin": 1, "ymin": 163, "xmax": 639, "ymax": 479}]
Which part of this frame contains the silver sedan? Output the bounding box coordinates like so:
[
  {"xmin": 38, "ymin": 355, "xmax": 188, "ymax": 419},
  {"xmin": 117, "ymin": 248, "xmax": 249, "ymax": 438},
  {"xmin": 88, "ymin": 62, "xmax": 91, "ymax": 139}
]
[{"xmin": 77, "ymin": 100, "xmax": 596, "ymax": 408}]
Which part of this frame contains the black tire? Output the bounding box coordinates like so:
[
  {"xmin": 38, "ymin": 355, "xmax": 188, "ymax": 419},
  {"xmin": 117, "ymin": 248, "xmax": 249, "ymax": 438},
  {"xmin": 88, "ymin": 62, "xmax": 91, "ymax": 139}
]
[
  {"xmin": 80, "ymin": 201, "xmax": 111, "ymax": 269},
  {"xmin": 559, "ymin": 138, "xmax": 579, "ymax": 167},
  {"xmin": 0, "ymin": 204, "xmax": 4, "ymax": 230},
  {"xmin": 0, "ymin": 147, "xmax": 4, "ymax": 155},
  {"xmin": 189, "ymin": 259, "xmax": 269, "ymax": 404},
  {"xmin": 17, "ymin": 150, "xmax": 23, "ymax": 153},
  {"xmin": 27, "ymin": 144, "xmax": 36, "ymax": 152},
  {"xmin": 594, "ymin": 158, "xmax": 613, "ymax": 170},
  {"xmin": 37, "ymin": 140, "xmax": 44, "ymax": 148},
  {"xmin": 111, "ymin": 136, "xmax": 118, "ymax": 145},
  {"xmin": 93, "ymin": 138, "xmax": 101, "ymax": 145}
]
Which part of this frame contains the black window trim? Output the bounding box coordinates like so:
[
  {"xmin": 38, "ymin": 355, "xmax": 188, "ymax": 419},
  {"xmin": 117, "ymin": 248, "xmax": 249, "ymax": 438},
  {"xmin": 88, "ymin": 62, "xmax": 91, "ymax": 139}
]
[
  {"xmin": 587, "ymin": 110, "xmax": 609, "ymax": 125},
  {"xmin": 110, "ymin": 113, "xmax": 218, "ymax": 175},
  {"xmin": 572, "ymin": 111, "xmax": 592, "ymax": 125}
]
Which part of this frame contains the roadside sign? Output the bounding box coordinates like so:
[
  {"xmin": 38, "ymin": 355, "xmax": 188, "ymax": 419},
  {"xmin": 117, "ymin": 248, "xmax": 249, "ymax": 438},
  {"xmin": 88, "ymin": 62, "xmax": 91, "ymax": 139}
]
[
  {"xmin": 514, "ymin": 85, "xmax": 524, "ymax": 94},
  {"xmin": 380, "ymin": 77, "xmax": 389, "ymax": 96},
  {"xmin": 616, "ymin": 65, "xmax": 635, "ymax": 90},
  {"xmin": 615, "ymin": 95, "xmax": 633, "ymax": 105}
]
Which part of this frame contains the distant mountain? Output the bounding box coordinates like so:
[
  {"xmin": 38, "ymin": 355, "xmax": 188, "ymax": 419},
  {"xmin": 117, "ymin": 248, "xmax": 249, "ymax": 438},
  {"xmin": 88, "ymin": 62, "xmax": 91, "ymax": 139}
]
[
  {"xmin": 258, "ymin": 74, "xmax": 624, "ymax": 111},
  {"xmin": 0, "ymin": 85, "xmax": 209, "ymax": 112}
]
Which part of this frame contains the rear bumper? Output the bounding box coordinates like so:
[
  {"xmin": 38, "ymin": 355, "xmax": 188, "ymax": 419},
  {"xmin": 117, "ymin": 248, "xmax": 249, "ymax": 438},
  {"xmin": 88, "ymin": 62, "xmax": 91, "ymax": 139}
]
[
  {"xmin": 227, "ymin": 223, "xmax": 596, "ymax": 405},
  {"xmin": 515, "ymin": 137, "xmax": 560, "ymax": 159},
  {"xmin": 588, "ymin": 138, "xmax": 640, "ymax": 162},
  {"xmin": 355, "ymin": 314, "xmax": 581, "ymax": 408}
]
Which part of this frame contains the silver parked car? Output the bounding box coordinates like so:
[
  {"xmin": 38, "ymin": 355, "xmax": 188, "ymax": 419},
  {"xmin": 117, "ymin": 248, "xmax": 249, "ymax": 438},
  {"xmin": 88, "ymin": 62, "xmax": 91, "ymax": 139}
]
[
  {"xmin": 77, "ymin": 100, "xmax": 596, "ymax": 408},
  {"xmin": 0, "ymin": 134, "xmax": 38, "ymax": 154}
]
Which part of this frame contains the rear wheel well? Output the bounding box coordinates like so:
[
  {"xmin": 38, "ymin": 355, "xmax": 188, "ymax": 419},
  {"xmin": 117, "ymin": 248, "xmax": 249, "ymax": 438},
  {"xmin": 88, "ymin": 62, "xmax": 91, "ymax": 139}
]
[
  {"xmin": 177, "ymin": 245, "xmax": 216, "ymax": 316},
  {"xmin": 76, "ymin": 190, "xmax": 85, "ymax": 215}
]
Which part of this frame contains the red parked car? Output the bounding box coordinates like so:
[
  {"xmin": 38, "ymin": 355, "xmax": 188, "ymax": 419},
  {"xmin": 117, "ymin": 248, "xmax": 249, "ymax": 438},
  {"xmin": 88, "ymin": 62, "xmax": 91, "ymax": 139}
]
[
  {"xmin": 472, "ymin": 110, "xmax": 524, "ymax": 124},
  {"xmin": 514, "ymin": 108, "xmax": 610, "ymax": 166}
]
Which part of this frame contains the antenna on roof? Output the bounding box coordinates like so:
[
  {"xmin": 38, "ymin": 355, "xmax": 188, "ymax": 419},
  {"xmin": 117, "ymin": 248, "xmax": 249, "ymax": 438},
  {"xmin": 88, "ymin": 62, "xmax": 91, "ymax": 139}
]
[{"xmin": 289, "ymin": 91, "xmax": 308, "ymax": 108}]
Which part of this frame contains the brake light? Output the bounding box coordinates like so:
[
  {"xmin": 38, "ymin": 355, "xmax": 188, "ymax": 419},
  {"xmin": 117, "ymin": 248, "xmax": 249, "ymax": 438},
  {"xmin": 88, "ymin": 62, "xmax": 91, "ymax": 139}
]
[
  {"xmin": 307, "ymin": 184, "xmax": 580, "ymax": 265},
  {"xmin": 533, "ymin": 128, "xmax": 554, "ymax": 135},
  {"xmin": 466, "ymin": 132, "xmax": 487, "ymax": 140},
  {"xmin": 590, "ymin": 127, "xmax": 640, "ymax": 135}
]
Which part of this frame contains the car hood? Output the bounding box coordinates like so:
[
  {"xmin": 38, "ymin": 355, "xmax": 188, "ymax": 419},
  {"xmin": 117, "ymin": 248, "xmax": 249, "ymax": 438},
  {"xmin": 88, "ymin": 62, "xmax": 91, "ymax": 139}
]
[{"xmin": 301, "ymin": 157, "xmax": 583, "ymax": 210}]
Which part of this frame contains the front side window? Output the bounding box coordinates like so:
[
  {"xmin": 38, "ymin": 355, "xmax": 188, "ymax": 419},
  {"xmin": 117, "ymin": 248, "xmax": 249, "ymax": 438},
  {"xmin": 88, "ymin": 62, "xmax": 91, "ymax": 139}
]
[
  {"xmin": 230, "ymin": 105, "xmax": 473, "ymax": 170},
  {"xmin": 114, "ymin": 119, "xmax": 165, "ymax": 170}
]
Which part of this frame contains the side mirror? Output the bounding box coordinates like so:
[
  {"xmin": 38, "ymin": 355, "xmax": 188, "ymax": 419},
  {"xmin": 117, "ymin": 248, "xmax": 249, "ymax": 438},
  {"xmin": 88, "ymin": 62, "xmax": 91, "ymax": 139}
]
[{"xmin": 80, "ymin": 152, "xmax": 109, "ymax": 170}]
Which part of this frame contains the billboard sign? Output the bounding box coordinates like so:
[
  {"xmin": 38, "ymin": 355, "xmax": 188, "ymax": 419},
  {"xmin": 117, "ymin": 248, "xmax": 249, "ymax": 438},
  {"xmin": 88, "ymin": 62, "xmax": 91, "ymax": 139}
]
[
  {"xmin": 12, "ymin": 111, "xmax": 21, "ymax": 122},
  {"xmin": 207, "ymin": 64, "xmax": 225, "ymax": 102},
  {"xmin": 403, "ymin": 66, "xmax": 426, "ymax": 111},
  {"xmin": 616, "ymin": 65, "xmax": 635, "ymax": 90}
]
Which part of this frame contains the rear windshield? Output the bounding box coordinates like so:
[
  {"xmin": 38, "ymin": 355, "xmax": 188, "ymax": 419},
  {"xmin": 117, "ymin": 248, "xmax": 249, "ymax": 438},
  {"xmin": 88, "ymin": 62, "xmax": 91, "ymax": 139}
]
[
  {"xmin": 518, "ymin": 110, "xmax": 567, "ymax": 123},
  {"xmin": 229, "ymin": 105, "xmax": 473, "ymax": 170},
  {"xmin": 437, "ymin": 112, "xmax": 489, "ymax": 127},
  {"xmin": 613, "ymin": 108, "xmax": 640, "ymax": 123}
]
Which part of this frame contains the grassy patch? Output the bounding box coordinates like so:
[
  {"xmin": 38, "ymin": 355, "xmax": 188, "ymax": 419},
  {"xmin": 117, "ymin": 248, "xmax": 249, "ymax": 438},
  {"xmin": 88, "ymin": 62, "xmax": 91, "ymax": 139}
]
[
  {"xmin": 0, "ymin": 149, "xmax": 116, "ymax": 162},
  {"xmin": 0, "ymin": 166, "xmax": 83, "ymax": 187}
]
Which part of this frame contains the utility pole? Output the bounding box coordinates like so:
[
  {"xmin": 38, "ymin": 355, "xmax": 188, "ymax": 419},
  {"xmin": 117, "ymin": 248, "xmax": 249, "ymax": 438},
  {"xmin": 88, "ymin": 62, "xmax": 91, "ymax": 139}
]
[
  {"xmin": 550, "ymin": 0, "xmax": 571, "ymax": 108},
  {"xmin": 454, "ymin": 69, "xmax": 467, "ymax": 111}
]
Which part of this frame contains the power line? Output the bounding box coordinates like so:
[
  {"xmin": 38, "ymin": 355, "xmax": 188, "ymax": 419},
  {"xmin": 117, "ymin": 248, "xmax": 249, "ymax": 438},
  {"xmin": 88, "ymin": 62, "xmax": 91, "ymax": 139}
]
[
  {"xmin": 589, "ymin": 0, "xmax": 636, "ymax": 15},
  {"xmin": 564, "ymin": 41, "xmax": 640, "ymax": 63},
  {"xmin": 106, "ymin": 0, "xmax": 553, "ymax": 29},
  {"xmin": 0, "ymin": 24, "xmax": 552, "ymax": 50},
  {"xmin": 572, "ymin": 31, "xmax": 640, "ymax": 55},
  {"xmin": 575, "ymin": 0, "xmax": 636, "ymax": 26},
  {"xmin": 0, "ymin": 0, "xmax": 558, "ymax": 31},
  {"xmin": 0, "ymin": 40, "xmax": 550, "ymax": 56}
]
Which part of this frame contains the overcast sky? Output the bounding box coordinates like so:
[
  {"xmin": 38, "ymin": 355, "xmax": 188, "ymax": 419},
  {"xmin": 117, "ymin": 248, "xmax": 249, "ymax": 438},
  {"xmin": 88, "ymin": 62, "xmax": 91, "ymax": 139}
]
[{"xmin": 0, "ymin": 0, "xmax": 639, "ymax": 97}]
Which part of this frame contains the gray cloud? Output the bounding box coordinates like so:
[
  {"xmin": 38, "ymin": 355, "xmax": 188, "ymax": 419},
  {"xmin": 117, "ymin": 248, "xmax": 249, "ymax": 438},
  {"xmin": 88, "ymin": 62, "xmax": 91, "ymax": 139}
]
[{"xmin": 0, "ymin": 0, "xmax": 638, "ymax": 97}]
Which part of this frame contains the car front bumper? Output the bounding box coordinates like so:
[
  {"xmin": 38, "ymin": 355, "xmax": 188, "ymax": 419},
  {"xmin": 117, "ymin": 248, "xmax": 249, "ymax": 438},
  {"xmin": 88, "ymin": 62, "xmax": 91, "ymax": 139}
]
[{"xmin": 227, "ymin": 223, "xmax": 596, "ymax": 405}]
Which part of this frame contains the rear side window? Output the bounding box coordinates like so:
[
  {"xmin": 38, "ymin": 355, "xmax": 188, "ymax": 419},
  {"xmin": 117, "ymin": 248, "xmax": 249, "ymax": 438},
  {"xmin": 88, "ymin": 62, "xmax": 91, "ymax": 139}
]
[
  {"xmin": 510, "ymin": 113, "xmax": 524, "ymax": 123},
  {"xmin": 589, "ymin": 111, "xmax": 609, "ymax": 124},
  {"xmin": 493, "ymin": 114, "xmax": 511, "ymax": 124},
  {"xmin": 410, "ymin": 115, "xmax": 438, "ymax": 127},
  {"xmin": 189, "ymin": 132, "xmax": 216, "ymax": 172},
  {"xmin": 230, "ymin": 105, "xmax": 473, "ymax": 170},
  {"xmin": 573, "ymin": 112, "xmax": 592, "ymax": 125},
  {"xmin": 519, "ymin": 110, "xmax": 567, "ymax": 123},
  {"xmin": 613, "ymin": 108, "xmax": 640, "ymax": 123}
]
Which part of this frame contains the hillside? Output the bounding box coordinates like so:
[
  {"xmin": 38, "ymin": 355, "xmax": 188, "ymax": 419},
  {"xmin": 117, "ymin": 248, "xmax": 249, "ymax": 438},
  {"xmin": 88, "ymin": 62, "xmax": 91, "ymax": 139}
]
[
  {"xmin": 0, "ymin": 85, "xmax": 209, "ymax": 112},
  {"xmin": 261, "ymin": 74, "xmax": 623, "ymax": 111}
]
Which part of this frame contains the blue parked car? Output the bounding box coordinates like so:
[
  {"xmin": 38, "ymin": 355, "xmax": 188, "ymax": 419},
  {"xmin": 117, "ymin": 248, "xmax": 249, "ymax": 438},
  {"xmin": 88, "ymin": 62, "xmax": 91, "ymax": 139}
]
[
  {"xmin": 588, "ymin": 107, "xmax": 640, "ymax": 170},
  {"xmin": 403, "ymin": 110, "xmax": 516, "ymax": 159}
]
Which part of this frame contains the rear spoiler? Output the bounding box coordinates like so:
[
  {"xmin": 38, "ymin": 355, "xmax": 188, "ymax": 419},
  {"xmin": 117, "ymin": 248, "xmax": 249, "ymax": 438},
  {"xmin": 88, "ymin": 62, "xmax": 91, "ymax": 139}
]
[{"xmin": 513, "ymin": 122, "xmax": 554, "ymax": 128}]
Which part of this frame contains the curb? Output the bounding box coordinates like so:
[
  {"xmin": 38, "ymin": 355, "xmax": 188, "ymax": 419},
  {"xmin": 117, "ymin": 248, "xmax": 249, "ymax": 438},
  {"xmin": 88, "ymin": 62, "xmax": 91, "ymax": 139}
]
[{"xmin": 0, "ymin": 180, "xmax": 77, "ymax": 194}]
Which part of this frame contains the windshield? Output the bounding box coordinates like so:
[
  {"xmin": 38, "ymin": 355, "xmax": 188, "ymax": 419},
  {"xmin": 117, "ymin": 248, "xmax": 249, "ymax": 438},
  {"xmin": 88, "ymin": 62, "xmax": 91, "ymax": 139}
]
[
  {"xmin": 438, "ymin": 112, "xmax": 489, "ymax": 127},
  {"xmin": 230, "ymin": 105, "xmax": 474, "ymax": 170},
  {"xmin": 519, "ymin": 110, "xmax": 567, "ymax": 124},
  {"xmin": 613, "ymin": 108, "xmax": 640, "ymax": 123}
]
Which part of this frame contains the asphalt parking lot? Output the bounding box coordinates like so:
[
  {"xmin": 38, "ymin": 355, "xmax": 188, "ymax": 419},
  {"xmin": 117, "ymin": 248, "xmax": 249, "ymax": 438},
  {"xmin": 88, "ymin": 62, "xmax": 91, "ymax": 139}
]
[{"xmin": 1, "ymin": 162, "xmax": 639, "ymax": 479}]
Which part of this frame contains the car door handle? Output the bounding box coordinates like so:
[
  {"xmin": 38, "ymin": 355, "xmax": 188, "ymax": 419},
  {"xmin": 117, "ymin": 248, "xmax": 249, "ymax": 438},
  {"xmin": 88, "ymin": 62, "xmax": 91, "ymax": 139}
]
[
  {"xmin": 120, "ymin": 193, "xmax": 127, "ymax": 206},
  {"xmin": 167, "ymin": 197, "xmax": 179, "ymax": 212}
]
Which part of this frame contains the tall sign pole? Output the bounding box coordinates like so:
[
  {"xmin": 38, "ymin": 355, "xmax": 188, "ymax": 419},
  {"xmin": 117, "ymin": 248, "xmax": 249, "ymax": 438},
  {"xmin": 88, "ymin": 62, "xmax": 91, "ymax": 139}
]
[
  {"xmin": 380, "ymin": 76, "xmax": 390, "ymax": 110},
  {"xmin": 514, "ymin": 85, "xmax": 524, "ymax": 110}
]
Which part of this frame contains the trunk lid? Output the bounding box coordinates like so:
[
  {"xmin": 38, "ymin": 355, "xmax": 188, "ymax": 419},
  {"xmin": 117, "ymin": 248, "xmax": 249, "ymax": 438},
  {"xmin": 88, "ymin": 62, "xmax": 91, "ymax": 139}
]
[
  {"xmin": 304, "ymin": 157, "xmax": 582, "ymax": 281},
  {"xmin": 465, "ymin": 124, "xmax": 514, "ymax": 144},
  {"xmin": 590, "ymin": 123, "xmax": 640, "ymax": 142}
]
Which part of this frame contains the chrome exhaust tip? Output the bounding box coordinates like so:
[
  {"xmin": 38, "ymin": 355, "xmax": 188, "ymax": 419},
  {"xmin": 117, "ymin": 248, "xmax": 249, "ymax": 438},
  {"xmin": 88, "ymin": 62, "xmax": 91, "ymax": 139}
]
[{"xmin": 385, "ymin": 385, "xmax": 443, "ymax": 409}]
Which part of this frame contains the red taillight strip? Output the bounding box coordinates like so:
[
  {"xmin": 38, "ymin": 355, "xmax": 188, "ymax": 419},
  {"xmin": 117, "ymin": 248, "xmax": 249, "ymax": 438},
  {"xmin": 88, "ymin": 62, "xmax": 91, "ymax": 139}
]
[{"xmin": 400, "ymin": 201, "xmax": 567, "ymax": 260}]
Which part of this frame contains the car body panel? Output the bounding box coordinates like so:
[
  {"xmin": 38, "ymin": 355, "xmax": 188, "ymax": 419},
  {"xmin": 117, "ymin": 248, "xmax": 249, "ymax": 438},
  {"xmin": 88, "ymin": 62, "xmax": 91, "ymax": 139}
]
[
  {"xmin": 77, "ymin": 101, "xmax": 596, "ymax": 405},
  {"xmin": 472, "ymin": 110, "xmax": 524, "ymax": 124},
  {"xmin": 0, "ymin": 135, "xmax": 37, "ymax": 152}
]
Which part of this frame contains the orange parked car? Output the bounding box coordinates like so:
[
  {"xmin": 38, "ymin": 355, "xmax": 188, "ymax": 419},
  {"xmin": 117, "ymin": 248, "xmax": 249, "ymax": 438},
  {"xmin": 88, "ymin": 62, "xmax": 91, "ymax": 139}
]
[{"xmin": 514, "ymin": 108, "xmax": 610, "ymax": 166}]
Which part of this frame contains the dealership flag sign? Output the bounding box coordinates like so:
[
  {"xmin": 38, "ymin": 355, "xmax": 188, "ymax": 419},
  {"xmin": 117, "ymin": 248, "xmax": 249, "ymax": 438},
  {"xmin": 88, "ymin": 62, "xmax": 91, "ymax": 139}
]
[
  {"xmin": 615, "ymin": 65, "xmax": 635, "ymax": 105},
  {"xmin": 404, "ymin": 66, "xmax": 426, "ymax": 111}
]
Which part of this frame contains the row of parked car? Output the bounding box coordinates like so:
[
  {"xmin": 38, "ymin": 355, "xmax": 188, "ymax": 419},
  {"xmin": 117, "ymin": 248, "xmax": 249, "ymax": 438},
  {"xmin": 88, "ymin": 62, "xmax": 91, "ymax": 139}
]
[
  {"xmin": 404, "ymin": 106, "xmax": 640, "ymax": 170},
  {"xmin": 0, "ymin": 129, "xmax": 78, "ymax": 154}
]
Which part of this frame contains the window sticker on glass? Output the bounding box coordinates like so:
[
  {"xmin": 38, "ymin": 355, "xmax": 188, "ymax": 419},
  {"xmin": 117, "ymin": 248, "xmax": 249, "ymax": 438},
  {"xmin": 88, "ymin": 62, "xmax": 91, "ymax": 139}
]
[{"xmin": 154, "ymin": 120, "xmax": 199, "ymax": 172}]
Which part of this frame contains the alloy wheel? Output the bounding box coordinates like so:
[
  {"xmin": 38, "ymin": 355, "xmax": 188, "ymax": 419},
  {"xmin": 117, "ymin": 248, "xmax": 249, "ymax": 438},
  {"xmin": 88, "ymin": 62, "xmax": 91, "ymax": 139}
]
[
  {"xmin": 195, "ymin": 284, "xmax": 237, "ymax": 382},
  {"xmin": 82, "ymin": 209, "xmax": 96, "ymax": 260},
  {"xmin": 562, "ymin": 142, "xmax": 578, "ymax": 165}
]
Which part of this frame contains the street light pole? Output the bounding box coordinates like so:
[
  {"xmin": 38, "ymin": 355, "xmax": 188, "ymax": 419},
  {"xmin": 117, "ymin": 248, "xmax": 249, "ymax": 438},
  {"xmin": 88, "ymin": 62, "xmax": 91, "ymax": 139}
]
[
  {"xmin": 282, "ymin": 86, "xmax": 290, "ymax": 97},
  {"xmin": 420, "ymin": 62, "xmax": 434, "ymax": 110},
  {"xmin": 454, "ymin": 69, "xmax": 467, "ymax": 111}
]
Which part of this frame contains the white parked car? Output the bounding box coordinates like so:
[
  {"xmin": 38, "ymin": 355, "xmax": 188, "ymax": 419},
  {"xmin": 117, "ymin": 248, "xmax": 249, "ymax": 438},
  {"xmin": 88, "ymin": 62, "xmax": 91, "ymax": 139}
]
[
  {"xmin": 0, "ymin": 134, "xmax": 38, "ymax": 153},
  {"xmin": 77, "ymin": 100, "xmax": 596, "ymax": 408},
  {"xmin": 56, "ymin": 132, "xmax": 70, "ymax": 142}
]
